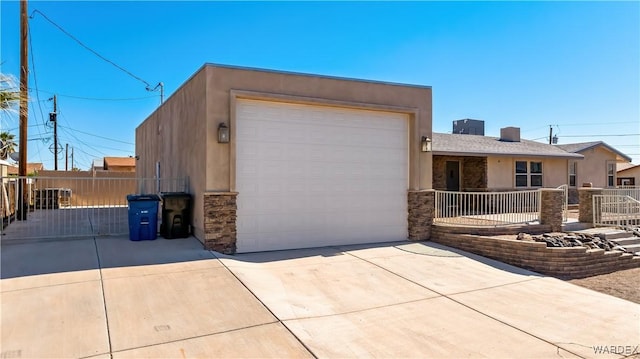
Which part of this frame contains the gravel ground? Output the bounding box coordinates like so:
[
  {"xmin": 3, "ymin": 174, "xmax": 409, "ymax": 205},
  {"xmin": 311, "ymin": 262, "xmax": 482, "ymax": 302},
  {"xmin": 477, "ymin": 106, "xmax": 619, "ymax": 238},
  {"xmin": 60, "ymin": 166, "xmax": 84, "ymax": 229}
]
[{"xmin": 568, "ymin": 268, "xmax": 640, "ymax": 304}]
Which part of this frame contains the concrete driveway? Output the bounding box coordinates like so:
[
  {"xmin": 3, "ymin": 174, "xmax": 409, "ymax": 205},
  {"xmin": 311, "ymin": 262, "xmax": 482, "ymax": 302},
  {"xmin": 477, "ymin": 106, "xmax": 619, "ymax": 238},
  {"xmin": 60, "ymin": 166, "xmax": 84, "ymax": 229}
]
[{"xmin": 1, "ymin": 236, "xmax": 638, "ymax": 358}]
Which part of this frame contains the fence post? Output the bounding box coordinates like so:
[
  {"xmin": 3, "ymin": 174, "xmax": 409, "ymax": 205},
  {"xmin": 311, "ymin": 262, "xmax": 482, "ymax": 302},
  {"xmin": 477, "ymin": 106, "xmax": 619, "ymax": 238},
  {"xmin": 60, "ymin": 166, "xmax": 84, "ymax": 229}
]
[
  {"xmin": 540, "ymin": 188, "xmax": 564, "ymax": 232},
  {"xmin": 578, "ymin": 187, "xmax": 603, "ymax": 224},
  {"xmin": 408, "ymin": 189, "xmax": 435, "ymax": 241}
]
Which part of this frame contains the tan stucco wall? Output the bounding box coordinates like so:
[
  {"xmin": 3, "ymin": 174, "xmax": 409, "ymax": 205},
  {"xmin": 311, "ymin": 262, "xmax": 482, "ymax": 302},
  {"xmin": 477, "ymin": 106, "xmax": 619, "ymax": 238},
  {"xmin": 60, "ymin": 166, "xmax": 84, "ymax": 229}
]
[
  {"xmin": 487, "ymin": 156, "xmax": 568, "ymax": 190},
  {"xmin": 617, "ymin": 165, "xmax": 640, "ymax": 186},
  {"xmin": 136, "ymin": 70, "xmax": 208, "ymax": 238},
  {"xmin": 137, "ymin": 64, "xmax": 433, "ymax": 242},
  {"xmin": 574, "ymin": 146, "xmax": 618, "ymax": 188},
  {"xmin": 204, "ymin": 65, "xmax": 432, "ymax": 191}
]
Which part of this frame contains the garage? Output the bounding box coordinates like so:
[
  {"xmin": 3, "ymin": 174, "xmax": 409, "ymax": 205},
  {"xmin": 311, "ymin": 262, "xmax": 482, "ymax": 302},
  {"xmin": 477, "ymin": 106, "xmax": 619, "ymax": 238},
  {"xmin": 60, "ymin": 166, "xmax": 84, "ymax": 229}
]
[
  {"xmin": 136, "ymin": 64, "xmax": 432, "ymax": 254},
  {"xmin": 235, "ymin": 99, "xmax": 409, "ymax": 253}
]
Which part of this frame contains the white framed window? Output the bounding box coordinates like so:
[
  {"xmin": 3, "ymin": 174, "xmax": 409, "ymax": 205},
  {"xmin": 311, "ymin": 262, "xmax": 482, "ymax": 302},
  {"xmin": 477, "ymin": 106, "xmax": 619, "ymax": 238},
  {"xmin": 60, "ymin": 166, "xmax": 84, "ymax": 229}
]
[
  {"xmin": 515, "ymin": 161, "xmax": 543, "ymax": 188},
  {"xmin": 607, "ymin": 162, "xmax": 615, "ymax": 187},
  {"xmin": 569, "ymin": 161, "xmax": 577, "ymax": 187}
]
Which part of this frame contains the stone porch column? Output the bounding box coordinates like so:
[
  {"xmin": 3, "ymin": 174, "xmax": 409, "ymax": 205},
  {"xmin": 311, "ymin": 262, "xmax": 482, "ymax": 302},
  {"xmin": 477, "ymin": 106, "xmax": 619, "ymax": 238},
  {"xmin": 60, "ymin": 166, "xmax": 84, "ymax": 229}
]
[
  {"xmin": 203, "ymin": 192, "xmax": 238, "ymax": 254},
  {"xmin": 578, "ymin": 187, "xmax": 603, "ymax": 224},
  {"xmin": 408, "ymin": 189, "xmax": 435, "ymax": 241},
  {"xmin": 540, "ymin": 188, "xmax": 564, "ymax": 232}
]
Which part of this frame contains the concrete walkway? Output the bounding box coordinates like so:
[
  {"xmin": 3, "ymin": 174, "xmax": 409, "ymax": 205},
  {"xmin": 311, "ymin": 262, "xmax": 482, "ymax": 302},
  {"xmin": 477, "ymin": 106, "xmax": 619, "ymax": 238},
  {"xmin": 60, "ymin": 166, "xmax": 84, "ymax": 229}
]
[{"xmin": 1, "ymin": 236, "xmax": 638, "ymax": 358}]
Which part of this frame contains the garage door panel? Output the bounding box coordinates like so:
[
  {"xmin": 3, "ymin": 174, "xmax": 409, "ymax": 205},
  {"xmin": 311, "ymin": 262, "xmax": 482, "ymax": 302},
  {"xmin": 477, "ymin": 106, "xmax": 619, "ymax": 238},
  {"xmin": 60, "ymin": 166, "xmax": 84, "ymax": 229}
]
[{"xmin": 236, "ymin": 99, "xmax": 408, "ymax": 253}]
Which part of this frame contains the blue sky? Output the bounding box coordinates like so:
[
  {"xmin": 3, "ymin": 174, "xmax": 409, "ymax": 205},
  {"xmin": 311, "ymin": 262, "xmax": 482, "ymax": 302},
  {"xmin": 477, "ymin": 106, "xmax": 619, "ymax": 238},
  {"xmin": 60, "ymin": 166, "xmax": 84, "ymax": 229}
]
[{"xmin": 1, "ymin": 1, "xmax": 639, "ymax": 170}]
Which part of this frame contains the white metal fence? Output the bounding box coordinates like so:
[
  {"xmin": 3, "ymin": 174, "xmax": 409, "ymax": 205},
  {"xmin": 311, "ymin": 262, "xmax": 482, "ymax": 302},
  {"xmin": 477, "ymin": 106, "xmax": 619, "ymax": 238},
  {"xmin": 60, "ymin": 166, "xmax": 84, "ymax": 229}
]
[
  {"xmin": 605, "ymin": 187, "xmax": 640, "ymax": 201},
  {"xmin": 593, "ymin": 194, "xmax": 640, "ymax": 229},
  {"xmin": 434, "ymin": 189, "xmax": 542, "ymax": 227},
  {"xmin": 0, "ymin": 176, "xmax": 187, "ymax": 240}
]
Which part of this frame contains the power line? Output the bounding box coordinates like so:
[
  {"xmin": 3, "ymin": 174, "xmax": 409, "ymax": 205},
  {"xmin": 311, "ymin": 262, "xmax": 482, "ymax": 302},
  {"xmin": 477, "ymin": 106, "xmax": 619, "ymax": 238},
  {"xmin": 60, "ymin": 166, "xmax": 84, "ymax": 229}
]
[
  {"xmin": 560, "ymin": 134, "xmax": 639, "ymax": 137},
  {"xmin": 26, "ymin": 25, "xmax": 52, "ymax": 168},
  {"xmin": 557, "ymin": 121, "xmax": 638, "ymax": 126},
  {"xmin": 523, "ymin": 122, "xmax": 639, "ymax": 134},
  {"xmin": 36, "ymin": 89, "xmax": 157, "ymax": 102},
  {"xmin": 57, "ymin": 124, "xmax": 135, "ymax": 145},
  {"xmin": 28, "ymin": 26, "xmax": 47, "ymax": 131},
  {"xmin": 29, "ymin": 9, "xmax": 152, "ymax": 88}
]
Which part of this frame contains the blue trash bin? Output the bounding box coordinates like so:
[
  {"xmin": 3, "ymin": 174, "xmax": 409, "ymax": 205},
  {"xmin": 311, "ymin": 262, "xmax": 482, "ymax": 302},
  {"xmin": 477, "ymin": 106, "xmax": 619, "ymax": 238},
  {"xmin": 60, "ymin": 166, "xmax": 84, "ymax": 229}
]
[{"xmin": 126, "ymin": 194, "xmax": 160, "ymax": 241}]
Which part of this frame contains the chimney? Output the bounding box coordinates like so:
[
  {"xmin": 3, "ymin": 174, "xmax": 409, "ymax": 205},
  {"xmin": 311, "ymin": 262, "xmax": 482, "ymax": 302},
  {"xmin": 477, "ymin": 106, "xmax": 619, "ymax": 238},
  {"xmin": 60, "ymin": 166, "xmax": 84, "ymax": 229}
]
[{"xmin": 500, "ymin": 127, "xmax": 521, "ymax": 142}]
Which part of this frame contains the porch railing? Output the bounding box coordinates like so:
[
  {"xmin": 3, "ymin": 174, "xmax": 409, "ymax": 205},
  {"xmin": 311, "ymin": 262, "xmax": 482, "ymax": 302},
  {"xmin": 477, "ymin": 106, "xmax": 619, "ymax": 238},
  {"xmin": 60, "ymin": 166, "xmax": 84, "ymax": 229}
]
[
  {"xmin": 1, "ymin": 176, "xmax": 188, "ymax": 240},
  {"xmin": 604, "ymin": 187, "xmax": 640, "ymax": 201},
  {"xmin": 593, "ymin": 194, "xmax": 640, "ymax": 229},
  {"xmin": 434, "ymin": 189, "xmax": 541, "ymax": 227}
]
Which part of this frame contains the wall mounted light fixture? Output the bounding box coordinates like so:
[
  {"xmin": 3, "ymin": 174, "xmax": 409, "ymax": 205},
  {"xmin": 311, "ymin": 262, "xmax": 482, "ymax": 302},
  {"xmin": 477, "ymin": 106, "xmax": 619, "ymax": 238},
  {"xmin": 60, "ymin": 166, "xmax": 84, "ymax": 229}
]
[
  {"xmin": 218, "ymin": 123, "xmax": 230, "ymax": 143},
  {"xmin": 421, "ymin": 136, "xmax": 432, "ymax": 152}
]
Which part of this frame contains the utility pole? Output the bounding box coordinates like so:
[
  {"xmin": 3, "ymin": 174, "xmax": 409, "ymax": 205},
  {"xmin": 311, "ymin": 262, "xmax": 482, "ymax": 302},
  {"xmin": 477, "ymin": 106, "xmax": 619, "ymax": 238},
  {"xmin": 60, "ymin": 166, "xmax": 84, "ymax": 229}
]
[
  {"xmin": 65, "ymin": 143, "xmax": 68, "ymax": 171},
  {"xmin": 71, "ymin": 147, "xmax": 74, "ymax": 170},
  {"xmin": 549, "ymin": 125, "xmax": 553, "ymax": 145},
  {"xmin": 50, "ymin": 95, "xmax": 58, "ymax": 170},
  {"xmin": 18, "ymin": 0, "xmax": 28, "ymax": 220}
]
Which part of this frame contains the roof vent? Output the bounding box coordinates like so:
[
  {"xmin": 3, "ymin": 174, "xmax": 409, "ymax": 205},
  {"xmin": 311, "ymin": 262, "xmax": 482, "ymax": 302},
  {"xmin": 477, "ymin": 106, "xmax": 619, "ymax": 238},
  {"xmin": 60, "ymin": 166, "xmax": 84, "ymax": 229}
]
[{"xmin": 500, "ymin": 127, "xmax": 521, "ymax": 142}]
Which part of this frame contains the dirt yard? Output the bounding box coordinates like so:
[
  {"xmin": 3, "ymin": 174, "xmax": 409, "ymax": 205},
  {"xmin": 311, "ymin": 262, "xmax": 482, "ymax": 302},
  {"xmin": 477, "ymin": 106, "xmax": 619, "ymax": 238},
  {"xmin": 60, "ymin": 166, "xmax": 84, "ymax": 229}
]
[{"xmin": 568, "ymin": 268, "xmax": 640, "ymax": 304}]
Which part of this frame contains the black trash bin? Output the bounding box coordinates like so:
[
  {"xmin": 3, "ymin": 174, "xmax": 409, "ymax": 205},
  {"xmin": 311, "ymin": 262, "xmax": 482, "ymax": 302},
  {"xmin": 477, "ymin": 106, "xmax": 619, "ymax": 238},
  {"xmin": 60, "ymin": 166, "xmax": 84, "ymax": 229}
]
[{"xmin": 160, "ymin": 192, "xmax": 192, "ymax": 239}]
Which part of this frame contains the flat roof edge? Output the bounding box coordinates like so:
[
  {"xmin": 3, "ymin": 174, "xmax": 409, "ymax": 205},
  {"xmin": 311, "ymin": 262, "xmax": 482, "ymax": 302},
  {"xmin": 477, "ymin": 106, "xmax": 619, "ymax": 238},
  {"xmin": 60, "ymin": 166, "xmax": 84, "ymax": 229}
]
[{"xmin": 204, "ymin": 63, "xmax": 432, "ymax": 90}]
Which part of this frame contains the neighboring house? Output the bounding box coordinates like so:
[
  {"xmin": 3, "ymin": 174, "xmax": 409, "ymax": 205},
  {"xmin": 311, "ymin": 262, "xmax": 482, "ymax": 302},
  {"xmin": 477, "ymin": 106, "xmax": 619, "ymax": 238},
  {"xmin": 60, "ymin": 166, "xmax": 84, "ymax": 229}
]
[
  {"xmin": 432, "ymin": 125, "xmax": 583, "ymax": 192},
  {"xmin": 6, "ymin": 162, "xmax": 43, "ymax": 176},
  {"xmin": 617, "ymin": 162, "xmax": 640, "ymax": 186},
  {"xmin": 102, "ymin": 157, "xmax": 135, "ymax": 172},
  {"xmin": 92, "ymin": 159, "xmax": 104, "ymax": 171},
  {"xmin": 0, "ymin": 159, "xmax": 16, "ymax": 178},
  {"xmin": 136, "ymin": 64, "xmax": 432, "ymax": 254},
  {"xmin": 556, "ymin": 141, "xmax": 631, "ymax": 188}
]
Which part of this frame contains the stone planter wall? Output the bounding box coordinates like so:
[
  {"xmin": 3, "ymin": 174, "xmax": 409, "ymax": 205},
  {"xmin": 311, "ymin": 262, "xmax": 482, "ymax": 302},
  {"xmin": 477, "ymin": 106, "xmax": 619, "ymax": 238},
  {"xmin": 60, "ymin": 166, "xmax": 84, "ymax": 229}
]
[{"xmin": 431, "ymin": 226, "xmax": 640, "ymax": 279}]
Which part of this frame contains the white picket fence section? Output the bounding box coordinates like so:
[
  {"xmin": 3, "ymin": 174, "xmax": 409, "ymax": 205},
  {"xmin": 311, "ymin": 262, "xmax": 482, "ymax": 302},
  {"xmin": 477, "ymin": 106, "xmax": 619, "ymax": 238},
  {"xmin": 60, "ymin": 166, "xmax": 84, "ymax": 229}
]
[
  {"xmin": 434, "ymin": 189, "xmax": 542, "ymax": 227},
  {"xmin": 0, "ymin": 176, "xmax": 187, "ymax": 240},
  {"xmin": 593, "ymin": 194, "xmax": 640, "ymax": 229}
]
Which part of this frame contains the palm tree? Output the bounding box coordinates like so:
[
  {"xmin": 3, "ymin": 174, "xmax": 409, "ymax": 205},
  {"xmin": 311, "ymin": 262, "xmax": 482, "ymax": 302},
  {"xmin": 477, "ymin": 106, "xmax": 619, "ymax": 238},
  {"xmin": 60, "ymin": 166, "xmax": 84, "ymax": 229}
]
[
  {"xmin": 0, "ymin": 131, "xmax": 16, "ymax": 160},
  {"xmin": 0, "ymin": 73, "xmax": 20, "ymax": 116}
]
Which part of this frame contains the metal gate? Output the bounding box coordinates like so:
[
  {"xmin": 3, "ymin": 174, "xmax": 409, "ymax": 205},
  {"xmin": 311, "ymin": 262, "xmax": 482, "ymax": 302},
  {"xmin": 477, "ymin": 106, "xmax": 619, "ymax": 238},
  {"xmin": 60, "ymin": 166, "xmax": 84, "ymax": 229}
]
[{"xmin": 0, "ymin": 176, "xmax": 187, "ymax": 240}]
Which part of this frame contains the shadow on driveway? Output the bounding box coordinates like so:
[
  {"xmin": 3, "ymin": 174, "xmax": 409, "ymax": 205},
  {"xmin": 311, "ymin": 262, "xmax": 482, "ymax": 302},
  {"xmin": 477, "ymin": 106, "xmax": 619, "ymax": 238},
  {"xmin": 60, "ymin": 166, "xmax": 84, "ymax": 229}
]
[
  {"xmin": 216, "ymin": 240, "xmax": 544, "ymax": 278},
  {"xmin": 1, "ymin": 235, "xmax": 214, "ymax": 280}
]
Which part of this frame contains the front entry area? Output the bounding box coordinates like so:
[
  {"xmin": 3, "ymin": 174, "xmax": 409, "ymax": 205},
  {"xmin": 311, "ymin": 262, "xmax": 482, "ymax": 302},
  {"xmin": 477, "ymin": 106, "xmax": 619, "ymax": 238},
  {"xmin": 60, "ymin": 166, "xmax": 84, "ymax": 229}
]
[
  {"xmin": 235, "ymin": 99, "xmax": 409, "ymax": 253},
  {"xmin": 446, "ymin": 161, "xmax": 460, "ymax": 191}
]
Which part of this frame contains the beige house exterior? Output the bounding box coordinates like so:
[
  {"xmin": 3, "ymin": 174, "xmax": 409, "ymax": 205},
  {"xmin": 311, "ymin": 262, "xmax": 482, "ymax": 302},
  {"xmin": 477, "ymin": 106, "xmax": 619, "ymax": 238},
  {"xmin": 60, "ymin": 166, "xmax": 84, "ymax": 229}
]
[
  {"xmin": 136, "ymin": 64, "xmax": 433, "ymax": 253},
  {"xmin": 7, "ymin": 162, "xmax": 43, "ymax": 176},
  {"xmin": 617, "ymin": 162, "xmax": 640, "ymax": 186},
  {"xmin": 103, "ymin": 157, "xmax": 136, "ymax": 172},
  {"xmin": 556, "ymin": 141, "xmax": 632, "ymax": 202},
  {"xmin": 432, "ymin": 128, "xmax": 583, "ymax": 192}
]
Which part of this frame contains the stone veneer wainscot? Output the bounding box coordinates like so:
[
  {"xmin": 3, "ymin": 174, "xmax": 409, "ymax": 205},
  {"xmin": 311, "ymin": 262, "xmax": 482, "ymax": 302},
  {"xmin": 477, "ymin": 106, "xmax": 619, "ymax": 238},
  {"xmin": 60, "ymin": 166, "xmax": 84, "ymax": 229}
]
[
  {"xmin": 408, "ymin": 190, "xmax": 435, "ymax": 241},
  {"xmin": 203, "ymin": 192, "xmax": 238, "ymax": 254}
]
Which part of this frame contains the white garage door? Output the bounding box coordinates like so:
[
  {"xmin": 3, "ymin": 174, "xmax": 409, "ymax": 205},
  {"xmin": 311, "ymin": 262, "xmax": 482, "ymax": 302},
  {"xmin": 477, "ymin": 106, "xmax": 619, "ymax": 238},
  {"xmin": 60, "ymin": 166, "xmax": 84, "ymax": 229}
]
[{"xmin": 235, "ymin": 99, "xmax": 408, "ymax": 253}]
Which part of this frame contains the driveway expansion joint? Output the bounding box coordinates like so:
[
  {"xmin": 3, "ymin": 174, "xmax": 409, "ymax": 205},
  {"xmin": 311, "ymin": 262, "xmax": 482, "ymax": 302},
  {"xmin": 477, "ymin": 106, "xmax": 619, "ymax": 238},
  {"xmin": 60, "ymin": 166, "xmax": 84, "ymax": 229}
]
[
  {"xmin": 215, "ymin": 253, "xmax": 318, "ymax": 359},
  {"xmin": 108, "ymin": 321, "xmax": 281, "ymax": 355},
  {"xmin": 93, "ymin": 236, "xmax": 114, "ymax": 357},
  {"xmin": 345, "ymin": 250, "xmax": 588, "ymax": 359}
]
